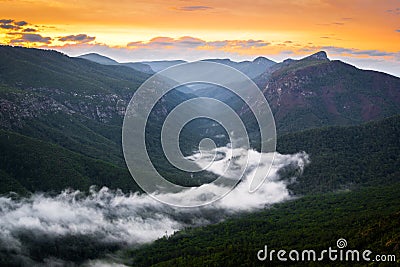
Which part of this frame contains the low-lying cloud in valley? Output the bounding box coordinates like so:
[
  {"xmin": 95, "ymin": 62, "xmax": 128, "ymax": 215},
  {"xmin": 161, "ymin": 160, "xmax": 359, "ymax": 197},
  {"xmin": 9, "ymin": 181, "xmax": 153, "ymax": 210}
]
[{"xmin": 0, "ymin": 148, "xmax": 309, "ymax": 265}]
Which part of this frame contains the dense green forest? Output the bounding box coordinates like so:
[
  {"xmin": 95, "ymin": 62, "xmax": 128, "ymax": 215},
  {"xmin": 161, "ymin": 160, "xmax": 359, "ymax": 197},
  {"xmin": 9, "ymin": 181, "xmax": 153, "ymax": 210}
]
[
  {"xmin": 122, "ymin": 115, "xmax": 400, "ymax": 266},
  {"xmin": 124, "ymin": 184, "xmax": 400, "ymax": 266},
  {"xmin": 279, "ymin": 115, "xmax": 400, "ymax": 194},
  {"xmin": 0, "ymin": 129, "xmax": 140, "ymax": 194}
]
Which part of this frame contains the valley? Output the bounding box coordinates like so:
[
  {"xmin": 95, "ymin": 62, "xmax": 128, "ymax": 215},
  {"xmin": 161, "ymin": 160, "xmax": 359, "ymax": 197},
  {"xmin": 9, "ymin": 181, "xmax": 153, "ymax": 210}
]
[{"xmin": 0, "ymin": 45, "xmax": 399, "ymax": 266}]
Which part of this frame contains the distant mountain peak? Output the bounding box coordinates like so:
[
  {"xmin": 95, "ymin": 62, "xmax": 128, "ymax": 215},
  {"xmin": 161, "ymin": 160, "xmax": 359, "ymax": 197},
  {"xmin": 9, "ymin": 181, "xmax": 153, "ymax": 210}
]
[
  {"xmin": 253, "ymin": 56, "xmax": 275, "ymax": 64},
  {"xmin": 77, "ymin": 53, "xmax": 119, "ymax": 65},
  {"xmin": 282, "ymin": 58, "xmax": 295, "ymax": 63},
  {"xmin": 303, "ymin": 51, "xmax": 329, "ymax": 61}
]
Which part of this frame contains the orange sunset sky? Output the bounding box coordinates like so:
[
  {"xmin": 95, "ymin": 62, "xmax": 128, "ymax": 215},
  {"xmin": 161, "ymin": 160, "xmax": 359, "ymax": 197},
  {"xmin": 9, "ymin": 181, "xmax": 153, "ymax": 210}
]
[{"xmin": 1, "ymin": 0, "xmax": 399, "ymax": 76}]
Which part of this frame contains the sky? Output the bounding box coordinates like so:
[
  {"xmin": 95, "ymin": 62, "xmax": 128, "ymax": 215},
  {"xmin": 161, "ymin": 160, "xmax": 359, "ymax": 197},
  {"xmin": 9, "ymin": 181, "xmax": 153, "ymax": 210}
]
[{"xmin": 0, "ymin": 0, "xmax": 399, "ymax": 76}]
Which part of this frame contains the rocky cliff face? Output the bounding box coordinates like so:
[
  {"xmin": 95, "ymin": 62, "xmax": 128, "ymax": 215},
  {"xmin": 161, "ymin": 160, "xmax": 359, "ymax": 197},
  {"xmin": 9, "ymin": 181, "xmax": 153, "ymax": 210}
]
[
  {"xmin": 252, "ymin": 52, "xmax": 400, "ymax": 133},
  {"xmin": 0, "ymin": 87, "xmax": 130, "ymax": 129},
  {"xmin": 0, "ymin": 46, "xmax": 190, "ymax": 130}
]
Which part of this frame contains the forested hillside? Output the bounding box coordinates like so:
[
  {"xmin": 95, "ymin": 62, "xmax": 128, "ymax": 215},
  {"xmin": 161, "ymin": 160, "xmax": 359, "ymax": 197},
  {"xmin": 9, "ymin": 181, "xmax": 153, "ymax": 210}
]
[
  {"xmin": 0, "ymin": 129, "xmax": 139, "ymax": 194},
  {"xmin": 124, "ymin": 115, "xmax": 400, "ymax": 266},
  {"xmin": 126, "ymin": 184, "xmax": 400, "ymax": 266}
]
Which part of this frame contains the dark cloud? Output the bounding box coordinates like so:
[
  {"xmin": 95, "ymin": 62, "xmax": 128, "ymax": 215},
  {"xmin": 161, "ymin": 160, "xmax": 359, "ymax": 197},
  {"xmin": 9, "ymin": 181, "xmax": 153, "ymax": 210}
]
[
  {"xmin": 14, "ymin": 21, "xmax": 28, "ymax": 26},
  {"xmin": 23, "ymin": 28, "xmax": 37, "ymax": 32},
  {"xmin": 179, "ymin": 5, "xmax": 213, "ymax": 11},
  {"xmin": 0, "ymin": 19, "xmax": 34, "ymax": 32},
  {"xmin": 10, "ymin": 33, "xmax": 52, "ymax": 44},
  {"xmin": 396, "ymin": 29, "xmax": 400, "ymax": 33},
  {"xmin": 0, "ymin": 24, "xmax": 20, "ymax": 30},
  {"xmin": 58, "ymin": 34, "xmax": 95, "ymax": 43},
  {"xmin": 0, "ymin": 19, "xmax": 20, "ymax": 30},
  {"xmin": 0, "ymin": 19, "xmax": 13, "ymax": 24}
]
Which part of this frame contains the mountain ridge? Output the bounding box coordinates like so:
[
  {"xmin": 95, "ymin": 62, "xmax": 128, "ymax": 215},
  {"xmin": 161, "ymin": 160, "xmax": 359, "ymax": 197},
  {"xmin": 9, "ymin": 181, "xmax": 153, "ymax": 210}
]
[
  {"xmin": 1, "ymin": 45, "xmax": 400, "ymax": 193},
  {"xmin": 76, "ymin": 52, "xmax": 277, "ymax": 78},
  {"xmin": 249, "ymin": 51, "xmax": 400, "ymax": 133}
]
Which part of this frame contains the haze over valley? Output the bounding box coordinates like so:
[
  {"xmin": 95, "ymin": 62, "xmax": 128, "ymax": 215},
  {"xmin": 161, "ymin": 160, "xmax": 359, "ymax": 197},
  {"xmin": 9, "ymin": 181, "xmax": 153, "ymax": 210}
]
[{"xmin": 0, "ymin": 45, "xmax": 399, "ymax": 266}]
